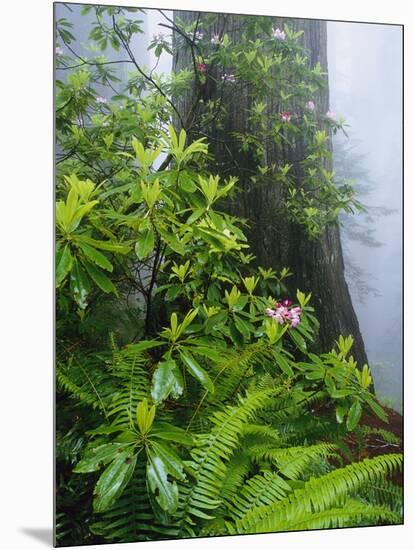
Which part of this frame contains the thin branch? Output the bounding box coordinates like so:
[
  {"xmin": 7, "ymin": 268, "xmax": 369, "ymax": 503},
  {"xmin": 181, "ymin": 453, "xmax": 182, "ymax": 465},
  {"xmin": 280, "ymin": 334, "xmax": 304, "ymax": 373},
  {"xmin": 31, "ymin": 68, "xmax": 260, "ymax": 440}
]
[{"xmin": 111, "ymin": 15, "xmax": 186, "ymax": 130}]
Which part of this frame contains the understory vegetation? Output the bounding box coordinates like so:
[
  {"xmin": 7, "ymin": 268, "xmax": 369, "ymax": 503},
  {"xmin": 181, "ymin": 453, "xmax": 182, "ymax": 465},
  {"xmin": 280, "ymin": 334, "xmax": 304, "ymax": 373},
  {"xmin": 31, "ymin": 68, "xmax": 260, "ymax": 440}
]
[{"xmin": 55, "ymin": 5, "xmax": 402, "ymax": 546}]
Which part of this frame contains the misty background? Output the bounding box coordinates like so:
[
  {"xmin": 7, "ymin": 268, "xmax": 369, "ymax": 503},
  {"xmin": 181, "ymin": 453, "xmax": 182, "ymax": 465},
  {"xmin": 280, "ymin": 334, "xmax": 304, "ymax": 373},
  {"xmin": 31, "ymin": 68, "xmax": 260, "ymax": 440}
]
[
  {"xmin": 328, "ymin": 22, "xmax": 403, "ymax": 411},
  {"xmin": 56, "ymin": 5, "xmax": 403, "ymax": 411}
]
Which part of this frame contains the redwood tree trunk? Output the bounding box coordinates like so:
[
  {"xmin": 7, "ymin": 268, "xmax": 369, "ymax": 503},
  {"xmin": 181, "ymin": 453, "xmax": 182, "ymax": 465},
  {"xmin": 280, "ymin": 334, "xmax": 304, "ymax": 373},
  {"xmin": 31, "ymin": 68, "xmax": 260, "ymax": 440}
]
[{"xmin": 173, "ymin": 12, "xmax": 369, "ymax": 368}]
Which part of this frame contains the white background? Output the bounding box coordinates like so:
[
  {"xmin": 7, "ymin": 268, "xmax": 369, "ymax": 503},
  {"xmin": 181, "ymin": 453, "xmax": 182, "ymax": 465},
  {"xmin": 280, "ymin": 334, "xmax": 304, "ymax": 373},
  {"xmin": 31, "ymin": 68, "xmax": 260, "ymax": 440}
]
[{"xmin": 1, "ymin": 0, "xmax": 412, "ymax": 549}]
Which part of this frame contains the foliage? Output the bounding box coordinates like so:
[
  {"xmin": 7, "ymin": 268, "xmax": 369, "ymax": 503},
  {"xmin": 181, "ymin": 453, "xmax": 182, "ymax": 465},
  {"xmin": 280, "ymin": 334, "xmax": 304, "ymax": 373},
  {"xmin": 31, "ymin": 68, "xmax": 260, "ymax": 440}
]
[{"xmin": 55, "ymin": 5, "xmax": 402, "ymax": 546}]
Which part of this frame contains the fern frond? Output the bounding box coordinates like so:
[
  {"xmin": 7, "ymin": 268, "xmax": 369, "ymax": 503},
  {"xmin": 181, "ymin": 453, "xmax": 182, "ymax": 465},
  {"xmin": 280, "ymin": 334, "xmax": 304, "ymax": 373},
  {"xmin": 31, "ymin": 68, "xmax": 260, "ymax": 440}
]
[
  {"xmin": 57, "ymin": 356, "xmax": 116, "ymax": 416},
  {"xmin": 358, "ymin": 482, "xmax": 403, "ymax": 515},
  {"xmin": 107, "ymin": 347, "xmax": 150, "ymax": 429},
  {"xmin": 176, "ymin": 389, "xmax": 274, "ymax": 536},
  {"xmin": 220, "ymin": 453, "xmax": 251, "ymax": 505},
  {"xmin": 228, "ymin": 471, "xmax": 291, "ymax": 520},
  {"xmin": 231, "ymin": 453, "xmax": 402, "ymax": 534},
  {"xmin": 234, "ymin": 499, "xmax": 400, "ymax": 532},
  {"xmin": 250, "ymin": 443, "xmax": 340, "ymax": 480}
]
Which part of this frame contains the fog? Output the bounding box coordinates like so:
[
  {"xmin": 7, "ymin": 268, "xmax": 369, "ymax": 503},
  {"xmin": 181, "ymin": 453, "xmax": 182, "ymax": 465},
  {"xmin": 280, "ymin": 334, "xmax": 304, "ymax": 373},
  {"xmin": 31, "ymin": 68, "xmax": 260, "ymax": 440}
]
[
  {"xmin": 328, "ymin": 22, "xmax": 403, "ymax": 411},
  {"xmin": 56, "ymin": 5, "xmax": 403, "ymax": 411}
]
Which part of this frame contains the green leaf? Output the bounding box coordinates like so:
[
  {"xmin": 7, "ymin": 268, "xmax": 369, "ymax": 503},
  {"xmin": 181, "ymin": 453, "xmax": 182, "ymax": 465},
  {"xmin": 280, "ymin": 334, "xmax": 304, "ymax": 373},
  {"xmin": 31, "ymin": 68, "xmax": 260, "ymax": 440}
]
[
  {"xmin": 229, "ymin": 321, "xmax": 244, "ymax": 347},
  {"xmin": 234, "ymin": 315, "xmax": 252, "ymax": 338},
  {"xmin": 274, "ymin": 351, "xmax": 294, "ymax": 376},
  {"xmin": 150, "ymin": 441, "xmax": 185, "ymax": 480},
  {"xmin": 74, "ymin": 443, "xmax": 126, "ymax": 473},
  {"xmin": 336, "ymin": 403, "xmax": 348, "ymax": 424},
  {"xmin": 180, "ymin": 351, "xmax": 214, "ymax": 393},
  {"xmin": 136, "ymin": 399, "xmax": 156, "ymax": 435},
  {"xmin": 93, "ymin": 450, "xmax": 137, "ymax": 512},
  {"xmin": 70, "ymin": 260, "xmax": 90, "ymax": 309},
  {"xmin": 151, "ymin": 422, "xmax": 194, "ymax": 445},
  {"xmin": 289, "ymin": 328, "xmax": 307, "ymax": 351},
  {"xmin": 146, "ymin": 454, "xmax": 178, "ymax": 513},
  {"xmin": 151, "ymin": 359, "xmax": 184, "ymax": 404},
  {"xmin": 75, "ymin": 235, "xmax": 130, "ymax": 254},
  {"xmin": 56, "ymin": 244, "xmax": 73, "ymax": 286},
  {"xmin": 135, "ymin": 227, "xmax": 155, "ymax": 260},
  {"xmin": 78, "ymin": 242, "xmax": 113, "ymax": 271},
  {"xmin": 346, "ymin": 400, "xmax": 362, "ymax": 431},
  {"xmin": 83, "ymin": 260, "xmax": 117, "ymax": 294},
  {"xmin": 186, "ymin": 207, "xmax": 205, "ymax": 224},
  {"xmin": 365, "ymin": 394, "xmax": 388, "ymax": 423}
]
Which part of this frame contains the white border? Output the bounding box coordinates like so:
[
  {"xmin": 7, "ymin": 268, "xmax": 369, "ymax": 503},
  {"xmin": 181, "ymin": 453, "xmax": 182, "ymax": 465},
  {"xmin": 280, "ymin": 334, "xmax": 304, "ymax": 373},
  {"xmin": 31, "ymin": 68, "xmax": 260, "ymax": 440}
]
[{"xmin": 2, "ymin": 0, "xmax": 412, "ymax": 549}]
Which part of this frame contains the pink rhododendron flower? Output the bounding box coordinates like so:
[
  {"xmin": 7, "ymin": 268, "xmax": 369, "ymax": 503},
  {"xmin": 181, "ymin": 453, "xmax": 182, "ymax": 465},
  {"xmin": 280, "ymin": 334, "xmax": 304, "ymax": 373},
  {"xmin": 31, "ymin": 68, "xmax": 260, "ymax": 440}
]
[
  {"xmin": 198, "ymin": 62, "xmax": 207, "ymax": 73},
  {"xmin": 96, "ymin": 96, "xmax": 107, "ymax": 104},
  {"xmin": 55, "ymin": 46, "xmax": 63, "ymax": 55},
  {"xmin": 280, "ymin": 111, "xmax": 292, "ymax": 123},
  {"xmin": 306, "ymin": 100, "xmax": 315, "ymax": 110},
  {"xmin": 272, "ymin": 28, "xmax": 286, "ymax": 40},
  {"xmin": 265, "ymin": 300, "xmax": 302, "ymax": 328},
  {"xmin": 326, "ymin": 111, "xmax": 336, "ymax": 121}
]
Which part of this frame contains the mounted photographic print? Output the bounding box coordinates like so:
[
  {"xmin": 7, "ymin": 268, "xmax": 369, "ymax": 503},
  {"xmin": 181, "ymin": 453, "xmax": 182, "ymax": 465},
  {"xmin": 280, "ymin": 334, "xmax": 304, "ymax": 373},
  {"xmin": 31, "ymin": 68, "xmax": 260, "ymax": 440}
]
[{"xmin": 55, "ymin": 2, "xmax": 403, "ymax": 546}]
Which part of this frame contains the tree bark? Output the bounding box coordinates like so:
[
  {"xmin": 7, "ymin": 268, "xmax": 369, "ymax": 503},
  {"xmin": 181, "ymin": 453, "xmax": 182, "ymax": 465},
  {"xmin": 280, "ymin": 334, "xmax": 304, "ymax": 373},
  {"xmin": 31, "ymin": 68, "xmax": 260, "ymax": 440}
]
[{"xmin": 173, "ymin": 12, "xmax": 369, "ymax": 368}]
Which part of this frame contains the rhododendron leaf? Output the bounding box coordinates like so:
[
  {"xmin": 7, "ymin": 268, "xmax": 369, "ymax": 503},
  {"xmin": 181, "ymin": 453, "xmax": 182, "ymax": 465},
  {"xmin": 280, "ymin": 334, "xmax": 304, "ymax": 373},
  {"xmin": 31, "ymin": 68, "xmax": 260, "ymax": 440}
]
[
  {"xmin": 74, "ymin": 443, "xmax": 126, "ymax": 473},
  {"xmin": 56, "ymin": 244, "xmax": 73, "ymax": 286},
  {"xmin": 70, "ymin": 260, "xmax": 91, "ymax": 309},
  {"xmin": 151, "ymin": 422, "xmax": 194, "ymax": 445},
  {"xmin": 346, "ymin": 400, "xmax": 362, "ymax": 431},
  {"xmin": 229, "ymin": 321, "xmax": 244, "ymax": 347},
  {"xmin": 83, "ymin": 260, "xmax": 117, "ymax": 295},
  {"xmin": 150, "ymin": 441, "xmax": 185, "ymax": 480},
  {"xmin": 151, "ymin": 360, "xmax": 184, "ymax": 403},
  {"xmin": 146, "ymin": 454, "xmax": 179, "ymax": 513},
  {"xmin": 336, "ymin": 403, "xmax": 348, "ymax": 424},
  {"xmin": 78, "ymin": 242, "xmax": 113, "ymax": 271},
  {"xmin": 93, "ymin": 450, "xmax": 137, "ymax": 513},
  {"xmin": 205, "ymin": 311, "xmax": 228, "ymax": 333},
  {"xmin": 234, "ymin": 315, "xmax": 251, "ymax": 338},
  {"xmin": 365, "ymin": 394, "xmax": 388, "ymax": 423},
  {"xmin": 274, "ymin": 351, "xmax": 294, "ymax": 376},
  {"xmin": 180, "ymin": 351, "xmax": 214, "ymax": 393},
  {"xmin": 135, "ymin": 227, "xmax": 155, "ymax": 259}
]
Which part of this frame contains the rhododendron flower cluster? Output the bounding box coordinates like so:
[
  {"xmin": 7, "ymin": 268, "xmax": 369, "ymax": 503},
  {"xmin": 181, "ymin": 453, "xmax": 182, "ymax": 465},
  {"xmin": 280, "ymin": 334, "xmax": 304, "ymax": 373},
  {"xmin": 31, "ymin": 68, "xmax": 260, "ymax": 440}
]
[
  {"xmin": 326, "ymin": 111, "xmax": 336, "ymax": 120},
  {"xmin": 265, "ymin": 299, "xmax": 302, "ymax": 328},
  {"xmin": 280, "ymin": 111, "xmax": 292, "ymax": 123},
  {"xmin": 198, "ymin": 62, "xmax": 207, "ymax": 73},
  {"xmin": 272, "ymin": 27, "xmax": 286, "ymax": 40},
  {"xmin": 152, "ymin": 31, "xmax": 166, "ymax": 43},
  {"xmin": 96, "ymin": 96, "xmax": 107, "ymax": 104},
  {"xmin": 306, "ymin": 100, "xmax": 315, "ymax": 110},
  {"xmin": 221, "ymin": 73, "xmax": 236, "ymax": 82}
]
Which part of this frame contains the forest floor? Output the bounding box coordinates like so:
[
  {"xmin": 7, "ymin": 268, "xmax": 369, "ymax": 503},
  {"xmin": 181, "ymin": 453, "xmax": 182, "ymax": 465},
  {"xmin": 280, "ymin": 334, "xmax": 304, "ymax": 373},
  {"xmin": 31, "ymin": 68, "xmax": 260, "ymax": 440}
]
[{"xmin": 344, "ymin": 407, "xmax": 403, "ymax": 486}]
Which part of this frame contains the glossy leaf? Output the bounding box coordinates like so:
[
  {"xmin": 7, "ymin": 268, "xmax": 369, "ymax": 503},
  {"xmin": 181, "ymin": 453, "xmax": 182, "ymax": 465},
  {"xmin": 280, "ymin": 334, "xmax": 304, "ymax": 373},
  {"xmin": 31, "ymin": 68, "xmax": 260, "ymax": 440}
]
[
  {"xmin": 70, "ymin": 260, "xmax": 90, "ymax": 309},
  {"xmin": 93, "ymin": 450, "xmax": 137, "ymax": 512},
  {"xmin": 146, "ymin": 454, "xmax": 179, "ymax": 513},
  {"xmin": 180, "ymin": 351, "xmax": 214, "ymax": 393},
  {"xmin": 135, "ymin": 227, "xmax": 155, "ymax": 260},
  {"xmin": 56, "ymin": 244, "xmax": 73, "ymax": 286},
  {"xmin": 83, "ymin": 260, "xmax": 117, "ymax": 294},
  {"xmin": 74, "ymin": 443, "xmax": 126, "ymax": 473},
  {"xmin": 78, "ymin": 241, "xmax": 113, "ymax": 271},
  {"xmin": 346, "ymin": 400, "xmax": 362, "ymax": 431},
  {"xmin": 151, "ymin": 359, "xmax": 184, "ymax": 403}
]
